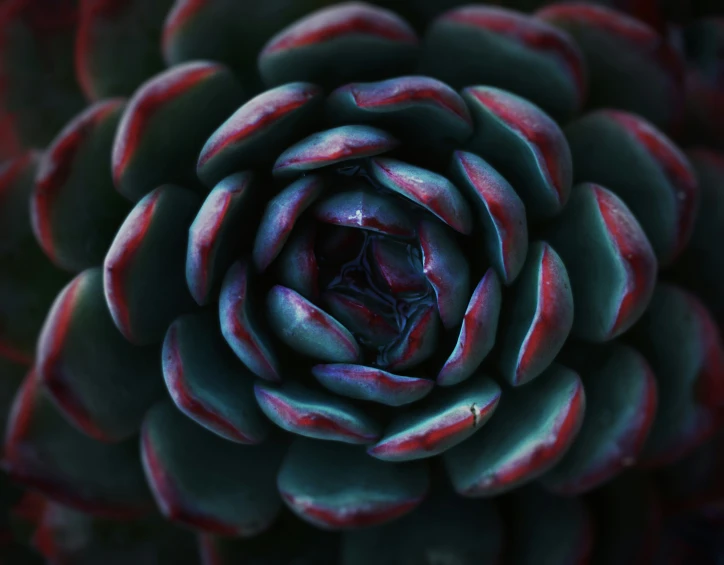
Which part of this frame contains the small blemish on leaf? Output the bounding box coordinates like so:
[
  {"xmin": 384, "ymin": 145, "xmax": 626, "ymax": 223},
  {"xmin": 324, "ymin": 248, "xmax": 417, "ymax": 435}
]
[{"xmin": 470, "ymin": 403, "xmax": 480, "ymax": 427}]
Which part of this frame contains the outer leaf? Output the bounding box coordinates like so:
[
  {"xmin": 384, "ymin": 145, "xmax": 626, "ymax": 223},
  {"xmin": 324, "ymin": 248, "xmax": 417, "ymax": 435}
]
[
  {"xmin": 141, "ymin": 401, "xmax": 284, "ymax": 536},
  {"xmin": 104, "ymin": 185, "xmax": 199, "ymax": 345},
  {"xmin": 111, "ymin": 61, "xmax": 244, "ymax": 201},
  {"xmin": 565, "ymin": 109, "xmax": 697, "ymax": 265},
  {"xmin": 197, "ymin": 82, "xmax": 323, "ymax": 188},
  {"xmin": 258, "ymin": 2, "xmax": 419, "ymax": 88},
  {"xmin": 342, "ymin": 490, "xmax": 502, "ymax": 565},
  {"xmin": 445, "ymin": 364, "xmax": 585, "ymax": 497},
  {"xmin": 278, "ymin": 439, "xmax": 429, "ymax": 529},
  {"xmin": 75, "ymin": 0, "xmax": 173, "ymax": 100},
  {"xmin": 4, "ymin": 372, "xmax": 152, "ymax": 517},
  {"xmin": 31, "ymin": 100, "xmax": 131, "ymax": 272},
  {"xmin": 37, "ymin": 268, "xmax": 164, "ymax": 442},
  {"xmin": 0, "ymin": 0, "xmax": 85, "ymax": 153},
  {"xmin": 544, "ymin": 183, "xmax": 657, "ymax": 341},
  {"xmin": 674, "ymin": 150, "xmax": 724, "ymax": 329},
  {"xmin": 163, "ymin": 311, "xmax": 269, "ymax": 444},
  {"xmin": 543, "ymin": 342, "xmax": 657, "ymax": 494},
  {"xmin": 462, "ymin": 86, "xmax": 572, "ymax": 220},
  {"xmin": 422, "ymin": 5, "xmax": 586, "ymax": 121},
  {"xmin": 163, "ymin": 0, "xmax": 339, "ymax": 89},
  {"xmin": 630, "ymin": 284, "xmax": 723, "ymax": 467},
  {"xmin": 538, "ymin": 2, "xmax": 683, "ymax": 131}
]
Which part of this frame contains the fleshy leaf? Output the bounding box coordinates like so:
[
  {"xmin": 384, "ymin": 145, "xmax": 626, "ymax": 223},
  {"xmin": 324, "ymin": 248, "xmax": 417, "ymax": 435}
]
[
  {"xmin": 141, "ymin": 401, "xmax": 284, "ymax": 536},
  {"xmin": 565, "ymin": 110, "xmax": 698, "ymax": 265},
  {"xmin": 255, "ymin": 382, "xmax": 381, "ymax": 444},
  {"xmin": 314, "ymin": 188, "xmax": 416, "ymax": 238},
  {"xmin": 497, "ymin": 241, "xmax": 573, "ymax": 386},
  {"xmin": 422, "ymin": 5, "xmax": 586, "ymax": 121},
  {"xmin": 369, "ymin": 157, "xmax": 473, "ymax": 235},
  {"xmin": 418, "ymin": 219, "xmax": 469, "ymax": 330},
  {"xmin": 197, "ymin": 82, "xmax": 323, "ymax": 188},
  {"xmin": 253, "ymin": 175, "xmax": 325, "ymax": 272},
  {"xmin": 449, "ymin": 151, "xmax": 528, "ymax": 285},
  {"xmin": 462, "ymin": 87, "xmax": 572, "ymax": 220},
  {"xmin": 104, "ymin": 185, "xmax": 199, "ymax": 345},
  {"xmin": 538, "ymin": 2, "xmax": 683, "ymax": 131},
  {"xmin": 4, "ymin": 372, "xmax": 152, "ymax": 517},
  {"xmin": 342, "ymin": 491, "xmax": 502, "ymax": 565},
  {"xmin": 219, "ymin": 260, "xmax": 282, "ymax": 381},
  {"xmin": 312, "ymin": 364, "xmax": 433, "ymax": 407},
  {"xmin": 543, "ymin": 342, "xmax": 658, "ymax": 494},
  {"xmin": 274, "ymin": 125, "xmax": 398, "ymax": 179},
  {"xmin": 75, "ymin": 0, "xmax": 172, "ymax": 100},
  {"xmin": 162, "ymin": 0, "xmax": 339, "ymax": 90},
  {"xmin": 630, "ymin": 284, "xmax": 723, "ymax": 467},
  {"xmin": 277, "ymin": 438, "xmax": 429, "ymax": 529},
  {"xmin": 187, "ymin": 172, "xmax": 263, "ymax": 305},
  {"xmin": 163, "ymin": 311, "xmax": 269, "ymax": 444},
  {"xmin": 545, "ymin": 183, "xmax": 657, "ymax": 341},
  {"xmin": 276, "ymin": 221, "xmax": 319, "ymax": 300},
  {"xmin": 267, "ymin": 285, "xmax": 361, "ymax": 363},
  {"xmin": 259, "ymin": 2, "xmax": 419, "ymax": 88},
  {"xmin": 321, "ymin": 291, "xmax": 398, "ymax": 349},
  {"xmin": 378, "ymin": 303, "xmax": 441, "ymax": 371},
  {"xmin": 326, "ymin": 75, "xmax": 472, "ymax": 150},
  {"xmin": 31, "ymin": 99, "xmax": 131, "ymax": 272},
  {"xmin": 368, "ymin": 374, "xmax": 500, "ymax": 462},
  {"xmin": 369, "ymin": 238, "xmax": 427, "ymax": 295},
  {"xmin": 112, "ymin": 61, "xmax": 244, "ymax": 202},
  {"xmin": 37, "ymin": 268, "xmax": 164, "ymax": 442},
  {"xmin": 438, "ymin": 269, "xmax": 502, "ymax": 387},
  {"xmin": 445, "ymin": 364, "xmax": 585, "ymax": 497}
]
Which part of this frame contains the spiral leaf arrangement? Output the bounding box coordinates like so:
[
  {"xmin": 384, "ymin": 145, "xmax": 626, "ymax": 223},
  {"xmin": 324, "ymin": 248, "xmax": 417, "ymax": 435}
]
[{"xmin": 0, "ymin": 0, "xmax": 723, "ymax": 563}]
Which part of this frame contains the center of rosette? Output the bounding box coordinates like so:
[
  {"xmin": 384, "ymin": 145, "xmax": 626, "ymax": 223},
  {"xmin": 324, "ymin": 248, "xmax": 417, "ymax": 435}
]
[
  {"xmin": 318, "ymin": 225, "xmax": 434, "ymax": 355},
  {"xmin": 222, "ymin": 125, "xmax": 482, "ymax": 379},
  {"xmin": 309, "ymin": 165, "xmax": 441, "ymax": 369}
]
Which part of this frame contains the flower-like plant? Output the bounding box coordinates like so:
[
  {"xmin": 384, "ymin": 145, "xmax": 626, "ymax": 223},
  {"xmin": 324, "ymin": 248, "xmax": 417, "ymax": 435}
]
[{"xmin": 1, "ymin": 0, "xmax": 724, "ymax": 563}]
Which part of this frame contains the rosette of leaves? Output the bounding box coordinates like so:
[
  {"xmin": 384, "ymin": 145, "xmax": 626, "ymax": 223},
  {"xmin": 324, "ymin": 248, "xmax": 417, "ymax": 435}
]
[{"xmin": 1, "ymin": 1, "xmax": 724, "ymax": 563}]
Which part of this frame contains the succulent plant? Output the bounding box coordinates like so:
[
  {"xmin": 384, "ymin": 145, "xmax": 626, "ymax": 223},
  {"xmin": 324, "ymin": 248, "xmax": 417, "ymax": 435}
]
[{"xmin": 1, "ymin": 0, "xmax": 724, "ymax": 563}]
